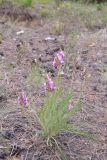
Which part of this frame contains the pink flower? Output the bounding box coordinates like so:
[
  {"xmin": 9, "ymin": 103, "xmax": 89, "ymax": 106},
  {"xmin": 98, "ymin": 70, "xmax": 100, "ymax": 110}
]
[
  {"xmin": 59, "ymin": 49, "xmax": 64, "ymax": 60},
  {"xmin": 68, "ymin": 103, "xmax": 74, "ymax": 111},
  {"xmin": 18, "ymin": 91, "xmax": 28, "ymax": 106},
  {"xmin": 44, "ymin": 74, "xmax": 55, "ymax": 91},
  {"xmin": 52, "ymin": 57, "xmax": 58, "ymax": 69},
  {"xmin": 57, "ymin": 53, "xmax": 64, "ymax": 64},
  {"xmin": 53, "ymin": 49, "xmax": 64, "ymax": 69}
]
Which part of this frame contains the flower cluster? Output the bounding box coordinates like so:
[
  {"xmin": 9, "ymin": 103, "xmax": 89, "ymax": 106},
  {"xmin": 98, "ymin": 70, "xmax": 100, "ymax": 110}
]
[
  {"xmin": 17, "ymin": 46, "xmax": 82, "ymax": 140},
  {"xmin": 43, "ymin": 49, "xmax": 65, "ymax": 92},
  {"xmin": 18, "ymin": 91, "xmax": 28, "ymax": 107},
  {"xmin": 44, "ymin": 74, "xmax": 55, "ymax": 91},
  {"xmin": 53, "ymin": 49, "xmax": 64, "ymax": 69}
]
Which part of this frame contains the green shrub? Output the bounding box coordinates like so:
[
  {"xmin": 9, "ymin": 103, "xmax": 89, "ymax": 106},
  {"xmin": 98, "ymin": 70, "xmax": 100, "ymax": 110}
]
[{"xmin": 14, "ymin": 0, "xmax": 33, "ymax": 6}]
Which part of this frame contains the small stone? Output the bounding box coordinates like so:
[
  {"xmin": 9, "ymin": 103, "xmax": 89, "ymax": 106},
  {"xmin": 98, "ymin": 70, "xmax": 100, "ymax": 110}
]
[
  {"xmin": 0, "ymin": 151, "xmax": 7, "ymax": 159},
  {"xmin": 38, "ymin": 55, "xmax": 47, "ymax": 63},
  {"xmin": 0, "ymin": 52, "xmax": 4, "ymax": 57},
  {"xmin": 2, "ymin": 130, "xmax": 15, "ymax": 139},
  {"xmin": 59, "ymin": 71, "xmax": 64, "ymax": 76},
  {"xmin": 29, "ymin": 41, "xmax": 33, "ymax": 46},
  {"xmin": 16, "ymin": 30, "xmax": 24, "ymax": 35},
  {"xmin": 81, "ymin": 49, "xmax": 89, "ymax": 54},
  {"xmin": 45, "ymin": 48, "xmax": 54, "ymax": 55},
  {"xmin": 45, "ymin": 36, "xmax": 56, "ymax": 41},
  {"xmin": 32, "ymin": 48, "xmax": 36, "ymax": 51},
  {"xmin": 0, "ymin": 96, "xmax": 7, "ymax": 103}
]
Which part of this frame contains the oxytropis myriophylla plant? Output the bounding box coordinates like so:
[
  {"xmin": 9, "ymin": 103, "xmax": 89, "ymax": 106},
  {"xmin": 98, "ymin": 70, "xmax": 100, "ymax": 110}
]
[
  {"xmin": 38, "ymin": 49, "xmax": 83, "ymax": 138},
  {"xmin": 18, "ymin": 91, "xmax": 28, "ymax": 113},
  {"xmin": 18, "ymin": 49, "xmax": 94, "ymax": 158}
]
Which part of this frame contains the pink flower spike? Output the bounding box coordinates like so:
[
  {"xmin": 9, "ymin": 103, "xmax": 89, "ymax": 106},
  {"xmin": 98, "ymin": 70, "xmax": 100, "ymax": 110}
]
[
  {"xmin": 53, "ymin": 49, "xmax": 65, "ymax": 70},
  {"xmin": 44, "ymin": 74, "xmax": 55, "ymax": 92},
  {"xmin": 18, "ymin": 91, "xmax": 28, "ymax": 106},
  {"xmin": 53, "ymin": 57, "xmax": 57, "ymax": 69},
  {"xmin": 53, "ymin": 56, "xmax": 60, "ymax": 69},
  {"xmin": 59, "ymin": 49, "xmax": 64, "ymax": 60},
  {"xmin": 57, "ymin": 53, "xmax": 64, "ymax": 64},
  {"xmin": 46, "ymin": 74, "xmax": 51, "ymax": 81},
  {"xmin": 53, "ymin": 56, "xmax": 63, "ymax": 70}
]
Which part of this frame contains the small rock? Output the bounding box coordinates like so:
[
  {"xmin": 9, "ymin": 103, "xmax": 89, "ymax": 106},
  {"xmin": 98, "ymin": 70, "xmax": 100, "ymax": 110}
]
[
  {"xmin": 0, "ymin": 96, "xmax": 7, "ymax": 103},
  {"xmin": 81, "ymin": 49, "xmax": 89, "ymax": 54},
  {"xmin": 2, "ymin": 130, "xmax": 15, "ymax": 139},
  {"xmin": 32, "ymin": 48, "xmax": 36, "ymax": 51},
  {"xmin": 0, "ymin": 52, "xmax": 4, "ymax": 60},
  {"xmin": 45, "ymin": 48, "xmax": 54, "ymax": 55},
  {"xmin": 59, "ymin": 71, "xmax": 64, "ymax": 76},
  {"xmin": 9, "ymin": 62, "xmax": 16, "ymax": 69},
  {"xmin": 16, "ymin": 30, "xmax": 24, "ymax": 35},
  {"xmin": 0, "ymin": 52, "xmax": 4, "ymax": 57},
  {"xmin": 45, "ymin": 36, "xmax": 56, "ymax": 41},
  {"xmin": 29, "ymin": 41, "xmax": 33, "ymax": 45},
  {"xmin": 0, "ymin": 151, "xmax": 7, "ymax": 159},
  {"xmin": 38, "ymin": 55, "xmax": 47, "ymax": 63}
]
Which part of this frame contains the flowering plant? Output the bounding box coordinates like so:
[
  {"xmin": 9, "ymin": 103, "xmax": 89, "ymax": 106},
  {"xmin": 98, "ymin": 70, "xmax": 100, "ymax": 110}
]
[
  {"xmin": 39, "ymin": 87, "xmax": 82, "ymax": 137},
  {"xmin": 38, "ymin": 50, "xmax": 83, "ymax": 137},
  {"xmin": 18, "ymin": 49, "xmax": 94, "ymax": 141},
  {"xmin": 18, "ymin": 91, "xmax": 28, "ymax": 113},
  {"xmin": 17, "ymin": 49, "xmax": 94, "ymax": 159}
]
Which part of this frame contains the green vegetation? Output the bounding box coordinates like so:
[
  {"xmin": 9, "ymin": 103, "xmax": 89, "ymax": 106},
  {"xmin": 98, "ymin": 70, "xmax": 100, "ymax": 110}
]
[
  {"xmin": 0, "ymin": 0, "xmax": 107, "ymax": 38},
  {"xmin": 39, "ymin": 88, "xmax": 82, "ymax": 137},
  {"xmin": 33, "ymin": 0, "xmax": 107, "ymax": 30},
  {"xmin": 17, "ymin": 0, "xmax": 32, "ymax": 6}
]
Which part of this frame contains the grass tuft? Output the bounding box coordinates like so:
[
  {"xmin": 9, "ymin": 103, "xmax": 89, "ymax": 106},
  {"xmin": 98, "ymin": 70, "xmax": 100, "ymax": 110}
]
[{"xmin": 39, "ymin": 87, "xmax": 82, "ymax": 137}]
